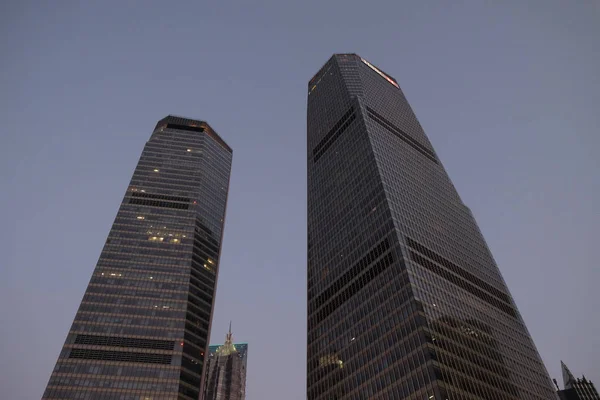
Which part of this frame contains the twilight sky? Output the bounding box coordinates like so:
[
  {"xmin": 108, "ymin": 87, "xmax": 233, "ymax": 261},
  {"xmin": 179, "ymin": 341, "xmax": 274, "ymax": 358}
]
[{"xmin": 1, "ymin": 1, "xmax": 599, "ymax": 399}]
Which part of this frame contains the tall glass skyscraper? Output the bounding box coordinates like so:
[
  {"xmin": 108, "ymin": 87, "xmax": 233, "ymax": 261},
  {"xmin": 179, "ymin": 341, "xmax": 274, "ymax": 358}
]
[
  {"xmin": 306, "ymin": 54, "xmax": 557, "ymax": 399},
  {"xmin": 556, "ymin": 361, "xmax": 599, "ymax": 400},
  {"xmin": 202, "ymin": 325, "xmax": 248, "ymax": 400},
  {"xmin": 42, "ymin": 116, "xmax": 232, "ymax": 400}
]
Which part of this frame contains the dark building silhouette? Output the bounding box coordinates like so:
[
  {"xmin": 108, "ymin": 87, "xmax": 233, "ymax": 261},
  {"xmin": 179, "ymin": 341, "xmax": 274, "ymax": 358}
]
[
  {"xmin": 556, "ymin": 361, "xmax": 599, "ymax": 400},
  {"xmin": 306, "ymin": 54, "xmax": 557, "ymax": 399},
  {"xmin": 42, "ymin": 116, "xmax": 233, "ymax": 400},
  {"xmin": 202, "ymin": 325, "xmax": 248, "ymax": 400}
]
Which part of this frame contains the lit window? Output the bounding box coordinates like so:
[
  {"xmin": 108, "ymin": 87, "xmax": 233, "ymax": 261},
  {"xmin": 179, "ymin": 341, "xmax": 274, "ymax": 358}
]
[
  {"xmin": 319, "ymin": 354, "xmax": 344, "ymax": 369},
  {"xmin": 137, "ymin": 216, "xmax": 145, "ymax": 220},
  {"xmin": 153, "ymin": 169, "xmax": 159, "ymax": 172},
  {"xmin": 172, "ymin": 238, "xmax": 179, "ymax": 243},
  {"xmin": 207, "ymin": 259, "xmax": 214, "ymax": 264},
  {"xmin": 187, "ymin": 149, "xmax": 192, "ymax": 152}
]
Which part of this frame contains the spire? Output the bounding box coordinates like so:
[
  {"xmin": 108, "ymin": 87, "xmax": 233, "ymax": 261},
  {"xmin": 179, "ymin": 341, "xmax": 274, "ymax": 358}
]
[
  {"xmin": 561, "ymin": 360, "xmax": 576, "ymax": 388},
  {"xmin": 225, "ymin": 321, "xmax": 233, "ymax": 344},
  {"xmin": 216, "ymin": 322, "xmax": 237, "ymax": 356}
]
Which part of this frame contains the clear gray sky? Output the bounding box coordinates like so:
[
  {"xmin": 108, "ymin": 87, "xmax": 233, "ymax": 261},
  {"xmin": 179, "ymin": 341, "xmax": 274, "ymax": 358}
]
[{"xmin": 1, "ymin": 1, "xmax": 598, "ymax": 399}]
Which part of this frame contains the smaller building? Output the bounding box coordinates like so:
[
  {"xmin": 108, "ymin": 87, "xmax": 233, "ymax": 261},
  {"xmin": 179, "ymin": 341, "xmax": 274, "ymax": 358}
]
[
  {"xmin": 555, "ymin": 361, "xmax": 599, "ymax": 400},
  {"xmin": 202, "ymin": 324, "xmax": 248, "ymax": 400}
]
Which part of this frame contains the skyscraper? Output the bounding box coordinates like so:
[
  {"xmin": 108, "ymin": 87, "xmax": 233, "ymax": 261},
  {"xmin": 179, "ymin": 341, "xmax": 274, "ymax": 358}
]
[
  {"xmin": 306, "ymin": 54, "xmax": 557, "ymax": 399},
  {"xmin": 42, "ymin": 116, "xmax": 233, "ymax": 400},
  {"xmin": 202, "ymin": 325, "xmax": 248, "ymax": 400},
  {"xmin": 555, "ymin": 361, "xmax": 599, "ymax": 400}
]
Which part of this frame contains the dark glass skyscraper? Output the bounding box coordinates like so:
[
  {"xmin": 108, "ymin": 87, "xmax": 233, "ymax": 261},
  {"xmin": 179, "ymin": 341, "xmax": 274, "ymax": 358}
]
[
  {"xmin": 556, "ymin": 361, "xmax": 599, "ymax": 400},
  {"xmin": 42, "ymin": 116, "xmax": 232, "ymax": 400},
  {"xmin": 306, "ymin": 54, "xmax": 557, "ymax": 399},
  {"xmin": 202, "ymin": 326, "xmax": 248, "ymax": 400}
]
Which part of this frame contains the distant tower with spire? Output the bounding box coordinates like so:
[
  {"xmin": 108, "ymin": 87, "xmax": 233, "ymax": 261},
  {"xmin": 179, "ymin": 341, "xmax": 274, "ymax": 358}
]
[
  {"xmin": 201, "ymin": 323, "xmax": 248, "ymax": 400},
  {"xmin": 555, "ymin": 361, "xmax": 599, "ymax": 400}
]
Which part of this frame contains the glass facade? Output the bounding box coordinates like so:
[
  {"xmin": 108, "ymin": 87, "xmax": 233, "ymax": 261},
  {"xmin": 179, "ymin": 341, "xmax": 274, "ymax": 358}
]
[
  {"xmin": 202, "ymin": 327, "xmax": 248, "ymax": 400},
  {"xmin": 42, "ymin": 116, "xmax": 233, "ymax": 400},
  {"xmin": 557, "ymin": 361, "xmax": 599, "ymax": 400},
  {"xmin": 306, "ymin": 54, "xmax": 557, "ymax": 399}
]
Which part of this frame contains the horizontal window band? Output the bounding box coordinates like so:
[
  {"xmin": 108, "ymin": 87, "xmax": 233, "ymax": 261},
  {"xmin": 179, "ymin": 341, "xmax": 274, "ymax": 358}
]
[
  {"xmin": 409, "ymin": 250, "xmax": 517, "ymax": 318},
  {"xmin": 314, "ymin": 114, "xmax": 356, "ymax": 162},
  {"xmin": 311, "ymin": 252, "xmax": 396, "ymax": 326},
  {"xmin": 406, "ymin": 237, "xmax": 511, "ymax": 304},
  {"xmin": 366, "ymin": 107, "xmax": 438, "ymax": 164},
  {"xmin": 74, "ymin": 334, "xmax": 174, "ymax": 350},
  {"xmin": 130, "ymin": 191, "xmax": 190, "ymax": 203},
  {"xmin": 68, "ymin": 348, "xmax": 172, "ymax": 365},
  {"xmin": 313, "ymin": 107, "xmax": 356, "ymax": 162},
  {"xmin": 129, "ymin": 198, "xmax": 189, "ymax": 210},
  {"xmin": 165, "ymin": 123, "xmax": 205, "ymax": 133},
  {"xmin": 313, "ymin": 107, "xmax": 354, "ymax": 154},
  {"xmin": 311, "ymin": 239, "xmax": 390, "ymax": 312}
]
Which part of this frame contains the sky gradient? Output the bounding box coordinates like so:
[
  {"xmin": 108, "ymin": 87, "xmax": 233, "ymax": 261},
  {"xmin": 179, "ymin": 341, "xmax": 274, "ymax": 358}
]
[{"xmin": 1, "ymin": 1, "xmax": 599, "ymax": 399}]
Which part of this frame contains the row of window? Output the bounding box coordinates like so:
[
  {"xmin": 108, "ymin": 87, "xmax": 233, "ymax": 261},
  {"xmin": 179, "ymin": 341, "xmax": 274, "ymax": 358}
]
[
  {"xmin": 79, "ymin": 302, "xmax": 185, "ymax": 319},
  {"xmin": 307, "ymin": 268, "xmax": 411, "ymax": 352},
  {"xmin": 310, "ymin": 298, "xmax": 426, "ymax": 383},
  {"xmin": 310, "ymin": 252, "xmax": 395, "ymax": 327},
  {"xmin": 436, "ymin": 345, "xmax": 519, "ymax": 397},
  {"xmin": 70, "ymin": 322, "xmax": 181, "ymax": 339},
  {"xmin": 313, "ymin": 333, "xmax": 431, "ymax": 399},
  {"xmin": 366, "ymin": 106, "xmax": 437, "ymax": 163},
  {"xmin": 82, "ymin": 293, "xmax": 184, "ymax": 309},
  {"xmin": 43, "ymin": 388, "xmax": 178, "ymax": 400},
  {"xmin": 410, "ymin": 250, "xmax": 517, "ymax": 318},
  {"xmin": 370, "ymin": 129, "xmax": 507, "ymax": 288},
  {"xmin": 86, "ymin": 283, "xmax": 186, "ymax": 299},
  {"xmin": 47, "ymin": 376, "xmax": 178, "ymax": 392},
  {"xmin": 313, "ymin": 109, "xmax": 356, "ymax": 162},
  {"xmin": 129, "ymin": 197, "xmax": 189, "ymax": 210},
  {"xmin": 101, "ymin": 246, "xmax": 190, "ymax": 259},
  {"xmin": 413, "ymin": 273, "xmax": 545, "ymax": 384},
  {"xmin": 95, "ymin": 269, "xmax": 191, "ymax": 285},
  {"xmin": 75, "ymin": 313, "xmax": 183, "ymax": 329},
  {"xmin": 307, "ymin": 192, "xmax": 389, "ymax": 293},
  {"xmin": 308, "ymin": 276, "xmax": 415, "ymax": 376},
  {"xmin": 311, "ymin": 238, "xmax": 390, "ymax": 312},
  {"xmin": 73, "ymin": 334, "xmax": 174, "ymax": 350},
  {"xmin": 309, "ymin": 299, "xmax": 421, "ymax": 388},
  {"xmin": 68, "ymin": 349, "xmax": 172, "ymax": 365},
  {"xmin": 406, "ymin": 237, "xmax": 510, "ymax": 304},
  {"xmin": 51, "ymin": 361, "xmax": 179, "ymax": 379}
]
